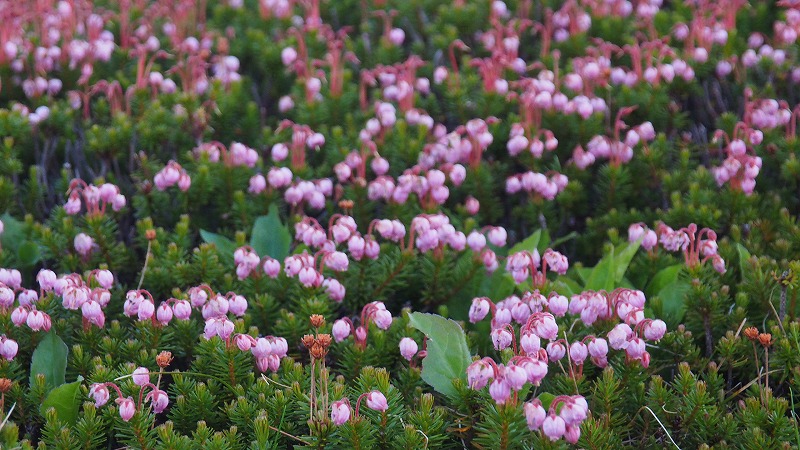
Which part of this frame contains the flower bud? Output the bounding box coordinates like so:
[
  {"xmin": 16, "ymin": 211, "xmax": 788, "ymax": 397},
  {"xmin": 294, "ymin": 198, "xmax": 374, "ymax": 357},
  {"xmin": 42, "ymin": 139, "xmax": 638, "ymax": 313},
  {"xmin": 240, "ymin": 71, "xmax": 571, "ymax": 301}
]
[
  {"xmin": 546, "ymin": 341, "xmax": 566, "ymax": 360},
  {"xmin": 644, "ymin": 319, "xmax": 667, "ymax": 341},
  {"xmin": 156, "ymin": 303, "xmax": 173, "ymax": 325},
  {"xmin": 132, "ymin": 367, "xmax": 150, "ymax": 386},
  {"xmin": 89, "ymin": 383, "xmax": 110, "ymax": 407},
  {"xmin": 489, "ymin": 378, "xmax": 511, "ymax": 404},
  {"xmin": 365, "ymin": 391, "xmax": 388, "ymax": 411},
  {"xmin": 469, "ymin": 297, "xmax": 491, "ymax": 323},
  {"xmin": 520, "ymin": 331, "xmax": 541, "ymax": 354},
  {"xmin": 524, "ymin": 399, "xmax": 546, "ymax": 430},
  {"xmin": 569, "ymin": 341, "xmax": 588, "ymax": 365},
  {"xmin": 467, "ymin": 359, "xmax": 494, "ymax": 390},
  {"xmin": 488, "ymin": 227, "xmax": 507, "ymax": 247},
  {"xmin": 147, "ymin": 389, "xmax": 169, "ymax": 413},
  {"xmin": 332, "ymin": 319, "xmax": 351, "ymax": 342},
  {"xmin": 542, "ymin": 412, "xmax": 566, "ymax": 441},
  {"xmin": 399, "ymin": 337, "xmax": 418, "ymax": 361},
  {"xmin": 74, "ymin": 233, "xmax": 94, "ymax": 256},
  {"xmin": 331, "ymin": 399, "xmax": 351, "ymax": 425},
  {"xmin": 117, "ymin": 396, "xmax": 136, "ymax": 422},
  {"xmin": 372, "ymin": 309, "xmax": 392, "ymax": 330}
]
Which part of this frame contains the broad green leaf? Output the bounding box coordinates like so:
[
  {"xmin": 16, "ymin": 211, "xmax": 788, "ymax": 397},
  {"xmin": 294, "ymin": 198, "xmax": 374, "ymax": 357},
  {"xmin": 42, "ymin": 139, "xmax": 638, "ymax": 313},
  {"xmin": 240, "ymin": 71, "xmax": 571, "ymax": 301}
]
[
  {"xmin": 0, "ymin": 213, "xmax": 25, "ymax": 253},
  {"xmin": 40, "ymin": 376, "xmax": 83, "ymax": 425},
  {"xmin": 554, "ymin": 277, "xmax": 583, "ymax": 297},
  {"xmin": 508, "ymin": 229, "xmax": 542, "ymax": 255},
  {"xmin": 736, "ymin": 243, "xmax": 751, "ymax": 276},
  {"xmin": 200, "ymin": 229, "xmax": 237, "ymax": 262},
  {"xmin": 575, "ymin": 267, "xmax": 592, "ymax": 284},
  {"xmin": 613, "ymin": 239, "xmax": 642, "ymax": 284},
  {"xmin": 17, "ymin": 240, "xmax": 41, "ymax": 266},
  {"xmin": 619, "ymin": 276, "xmax": 636, "ymax": 289},
  {"xmin": 250, "ymin": 204, "xmax": 292, "ymax": 260},
  {"xmin": 550, "ymin": 231, "xmax": 579, "ymax": 249},
  {"xmin": 536, "ymin": 229, "xmax": 551, "ymax": 254},
  {"xmin": 30, "ymin": 331, "xmax": 68, "ymax": 392},
  {"xmin": 582, "ymin": 240, "xmax": 641, "ymax": 292},
  {"xmin": 538, "ymin": 392, "xmax": 556, "ymax": 411},
  {"xmin": 408, "ymin": 312, "xmax": 471, "ymax": 398},
  {"xmin": 643, "ymin": 264, "xmax": 689, "ymax": 324},
  {"xmin": 585, "ymin": 248, "xmax": 615, "ymax": 291},
  {"xmin": 478, "ymin": 268, "xmax": 516, "ymax": 300},
  {"xmin": 652, "ymin": 280, "xmax": 690, "ymax": 324},
  {"xmin": 646, "ymin": 265, "xmax": 684, "ymax": 298}
]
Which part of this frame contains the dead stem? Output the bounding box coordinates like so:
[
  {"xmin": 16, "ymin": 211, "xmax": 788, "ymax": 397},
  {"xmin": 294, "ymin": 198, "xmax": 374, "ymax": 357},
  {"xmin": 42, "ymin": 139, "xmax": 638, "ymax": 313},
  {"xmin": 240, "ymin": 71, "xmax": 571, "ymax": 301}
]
[
  {"xmin": 269, "ymin": 425, "xmax": 313, "ymax": 445},
  {"xmin": 310, "ymin": 357, "xmax": 316, "ymax": 422},
  {"xmin": 751, "ymin": 341, "xmax": 763, "ymax": 405},
  {"xmin": 137, "ymin": 239, "xmax": 152, "ymax": 290}
]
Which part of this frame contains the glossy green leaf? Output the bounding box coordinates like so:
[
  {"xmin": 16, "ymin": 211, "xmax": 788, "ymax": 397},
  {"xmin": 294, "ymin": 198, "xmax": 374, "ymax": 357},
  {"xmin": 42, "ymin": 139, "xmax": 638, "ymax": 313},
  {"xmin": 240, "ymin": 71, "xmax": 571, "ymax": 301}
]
[
  {"xmin": 647, "ymin": 264, "xmax": 689, "ymax": 323},
  {"xmin": 200, "ymin": 229, "xmax": 237, "ymax": 262},
  {"xmin": 653, "ymin": 280, "xmax": 690, "ymax": 324},
  {"xmin": 646, "ymin": 264, "xmax": 684, "ymax": 298},
  {"xmin": 619, "ymin": 276, "xmax": 636, "ymax": 288},
  {"xmin": 40, "ymin": 376, "xmax": 83, "ymax": 425},
  {"xmin": 550, "ymin": 231, "xmax": 579, "ymax": 249},
  {"xmin": 537, "ymin": 392, "xmax": 556, "ymax": 411},
  {"xmin": 408, "ymin": 312, "xmax": 471, "ymax": 398},
  {"xmin": 536, "ymin": 229, "xmax": 551, "ymax": 253},
  {"xmin": 0, "ymin": 213, "xmax": 24, "ymax": 253},
  {"xmin": 17, "ymin": 240, "xmax": 41, "ymax": 266},
  {"xmin": 481, "ymin": 268, "xmax": 517, "ymax": 299},
  {"xmin": 250, "ymin": 204, "xmax": 292, "ymax": 260},
  {"xmin": 508, "ymin": 229, "xmax": 542, "ymax": 255},
  {"xmin": 736, "ymin": 243, "xmax": 752, "ymax": 276},
  {"xmin": 554, "ymin": 277, "xmax": 583, "ymax": 297},
  {"xmin": 575, "ymin": 267, "xmax": 592, "ymax": 284},
  {"xmin": 30, "ymin": 331, "xmax": 68, "ymax": 392},
  {"xmin": 583, "ymin": 240, "xmax": 641, "ymax": 292},
  {"xmin": 613, "ymin": 239, "xmax": 642, "ymax": 284},
  {"xmin": 585, "ymin": 247, "xmax": 615, "ymax": 291}
]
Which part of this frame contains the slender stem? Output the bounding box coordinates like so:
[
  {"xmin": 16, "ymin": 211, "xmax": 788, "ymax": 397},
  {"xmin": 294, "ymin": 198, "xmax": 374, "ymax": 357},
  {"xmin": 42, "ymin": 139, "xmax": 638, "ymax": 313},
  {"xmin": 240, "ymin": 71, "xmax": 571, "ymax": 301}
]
[
  {"xmin": 640, "ymin": 406, "xmax": 682, "ymax": 449},
  {"xmin": 703, "ymin": 311, "xmax": 713, "ymax": 357},
  {"xmin": 321, "ymin": 361, "xmax": 329, "ymax": 420},
  {"xmin": 780, "ymin": 284, "xmax": 788, "ymax": 324},
  {"xmin": 370, "ymin": 253, "xmax": 410, "ymax": 298},
  {"xmin": 270, "ymin": 425, "xmax": 313, "ymax": 445},
  {"xmin": 765, "ymin": 347, "xmax": 770, "ymax": 398},
  {"xmin": 137, "ymin": 239, "xmax": 152, "ymax": 290},
  {"xmin": 310, "ymin": 357, "xmax": 316, "ymax": 422},
  {"xmin": 563, "ymin": 331, "xmax": 579, "ymax": 394},
  {"xmin": 752, "ymin": 342, "xmax": 763, "ymax": 405},
  {"xmin": 0, "ymin": 402, "xmax": 15, "ymax": 433}
]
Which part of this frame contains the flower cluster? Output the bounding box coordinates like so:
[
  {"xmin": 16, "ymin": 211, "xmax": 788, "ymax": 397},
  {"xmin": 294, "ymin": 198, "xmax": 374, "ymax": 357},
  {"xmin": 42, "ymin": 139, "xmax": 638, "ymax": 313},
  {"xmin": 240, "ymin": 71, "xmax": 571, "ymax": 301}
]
[
  {"xmin": 153, "ymin": 161, "xmax": 191, "ymax": 192},
  {"xmin": 271, "ymin": 122, "xmax": 325, "ymax": 169},
  {"xmin": 6, "ymin": 269, "xmax": 115, "ymax": 332},
  {"xmin": 89, "ymin": 352, "xmax": 173, "ymax": 421},
  {"xmin": 607, "ymin": 319, "xmax": 667, "ymax": 367},
  {"xmin": 711, "ymin": 124, "xmax": 763, "ymax": 195},
  {"xmin": 656, "ymin": 223, "xmax": 725, "ymax": 273},
  {"xmin": 331, "ymin": 301, "xmax": 392, "ymax": 349},
  {"xmin": 524, "ymin": 395, "xmax": 588, "ymax": 443},
  {"xmin": 330, "ymin": 390, "xmax": 388, "ymax": 426},
  {"xmin": 467, "ymin": 287, "xmax": 666, "ymax": 424},
  {"xmin": 234, "ymin": 334, "xmax": 289, "ymax": 373},
  {"xmin": 504, "ymin": 249, "xmax": 569, "ymax": 286},
  {"xmin": 1, "ymin": 0, "xmax": 798, "ymax": 446},
  {"xmin": 505, "ymin": 171, "xmax": 568, "ymax": 200},
  {"xmin": 627, "ymin": 223, "xmax": 658, "ymax": 251},
  {"xmin": 571, "ymin": 114, "xmax": 656, "ymax": 169},
  {"xmin": 64, "ymin": 179, "xmax": 126, "ymax": 216}
]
